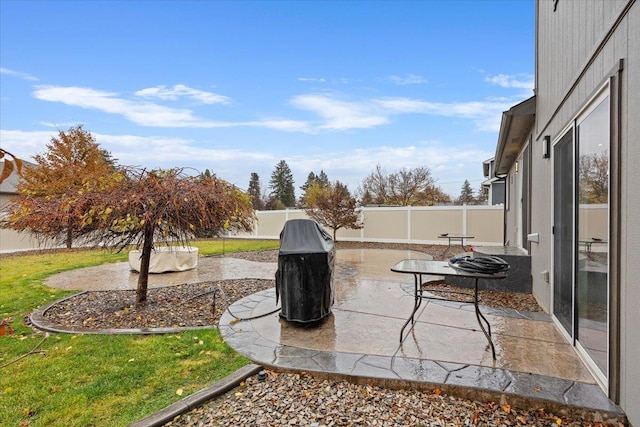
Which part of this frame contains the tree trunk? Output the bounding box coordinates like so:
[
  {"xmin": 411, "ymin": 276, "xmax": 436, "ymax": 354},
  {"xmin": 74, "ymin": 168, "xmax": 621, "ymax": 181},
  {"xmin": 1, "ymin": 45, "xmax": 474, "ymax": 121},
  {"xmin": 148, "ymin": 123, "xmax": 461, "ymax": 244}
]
[
  {"xmin": 136, "ymin": 225, "xmax": 155, "ymax": 305},
  {"xmin": 66, "ymin": 227, "xmax": 72, "ymax": 249}
]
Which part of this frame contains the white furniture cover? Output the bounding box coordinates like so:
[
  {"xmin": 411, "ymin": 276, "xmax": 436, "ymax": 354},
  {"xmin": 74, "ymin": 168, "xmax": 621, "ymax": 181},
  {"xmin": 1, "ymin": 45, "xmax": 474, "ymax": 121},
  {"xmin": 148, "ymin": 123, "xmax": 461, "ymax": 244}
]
[{"xmin": 129, "ymin": 246, "xmax": 198, "ymax": 273}]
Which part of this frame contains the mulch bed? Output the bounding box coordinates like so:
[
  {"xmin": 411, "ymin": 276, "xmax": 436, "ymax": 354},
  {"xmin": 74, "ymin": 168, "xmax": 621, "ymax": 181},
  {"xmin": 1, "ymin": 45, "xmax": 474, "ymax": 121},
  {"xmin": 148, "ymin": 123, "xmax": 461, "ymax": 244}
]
[{"xmin": 43, "ymin": 279, "xmax": 274, "ymax": 330}]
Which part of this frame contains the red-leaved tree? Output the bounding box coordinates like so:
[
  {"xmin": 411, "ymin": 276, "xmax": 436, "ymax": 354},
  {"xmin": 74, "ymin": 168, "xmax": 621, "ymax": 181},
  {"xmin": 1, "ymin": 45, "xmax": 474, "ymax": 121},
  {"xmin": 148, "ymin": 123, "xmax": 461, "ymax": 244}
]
[
  {"xmin": 304, "ymin": 180, "xmax": 363, "ymax": 241},
  {"xmin": 73, "ymin": 167, "xmax": 254, "ymax": 304}
]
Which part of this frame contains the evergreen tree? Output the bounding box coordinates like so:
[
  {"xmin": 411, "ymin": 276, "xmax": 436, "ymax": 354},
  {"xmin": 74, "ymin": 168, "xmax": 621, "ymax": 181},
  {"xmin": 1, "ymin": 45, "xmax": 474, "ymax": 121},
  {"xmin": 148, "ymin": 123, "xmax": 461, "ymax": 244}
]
[
  {"xmin": 299, "ymin": 172, "xmax": 317, "ymax": 206},
  {"xmin": 300, "ymin": 172, "xmax": 317, "ymax": 193},
  {"xmin": 317, "ymin": 170, "xmax": 329, "ymax": 187},
  {"xmin": 247, "ymin": 172, "xmax": 263, "ymax": 210},
  {"xmin": 299, "ymin": 171, "xmax": 332, "ymax": 206},
  {"xmin": 457, "ymin": 179, "xmax": 475, "ymax": 205},
  {"xmin": 269, "ymin": 160, "xmax": 295, "ymax": 207}
]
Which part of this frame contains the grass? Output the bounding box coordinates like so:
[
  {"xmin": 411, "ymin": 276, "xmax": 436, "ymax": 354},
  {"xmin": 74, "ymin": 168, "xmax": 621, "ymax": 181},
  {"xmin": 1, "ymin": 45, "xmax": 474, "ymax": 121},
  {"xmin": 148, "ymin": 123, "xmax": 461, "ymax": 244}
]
[{"xmin": 0, "ymin": 238, "xmax": 279, "ymax": 427}]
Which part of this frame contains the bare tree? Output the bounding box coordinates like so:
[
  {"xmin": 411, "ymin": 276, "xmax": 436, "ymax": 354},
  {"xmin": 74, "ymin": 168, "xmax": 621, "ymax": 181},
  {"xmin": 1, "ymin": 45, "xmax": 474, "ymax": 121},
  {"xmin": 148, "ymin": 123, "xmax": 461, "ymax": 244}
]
[
  {"xmin": 579, "ymin": 152, "xmax": 609, "ymax": 204},
  {"xmin": 357, "ymin": 164, "xmax": 448, "ymax": 206},
  {"xmin": 476, "ymin": 184, "xmax": 488, "ymax": 205}
]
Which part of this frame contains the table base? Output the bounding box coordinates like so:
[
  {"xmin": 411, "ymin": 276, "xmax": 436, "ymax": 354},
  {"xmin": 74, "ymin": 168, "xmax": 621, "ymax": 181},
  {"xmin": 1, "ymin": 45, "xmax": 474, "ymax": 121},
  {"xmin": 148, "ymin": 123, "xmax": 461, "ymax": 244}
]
[{"xmin": 399, "ymin": 273, "xmax": 496, "ymax": 360}]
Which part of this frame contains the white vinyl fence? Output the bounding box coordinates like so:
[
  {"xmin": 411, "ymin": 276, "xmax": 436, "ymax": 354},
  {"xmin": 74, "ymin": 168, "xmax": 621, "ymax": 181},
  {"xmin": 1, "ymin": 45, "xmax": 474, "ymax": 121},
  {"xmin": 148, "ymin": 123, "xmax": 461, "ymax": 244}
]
[
  {"xmin": 245, "ymin": 205, "xmax": 505, "ymax": 246},
  {"xmin": 1, "ymin": 205, "xmax": 509, "ymax": 253}
]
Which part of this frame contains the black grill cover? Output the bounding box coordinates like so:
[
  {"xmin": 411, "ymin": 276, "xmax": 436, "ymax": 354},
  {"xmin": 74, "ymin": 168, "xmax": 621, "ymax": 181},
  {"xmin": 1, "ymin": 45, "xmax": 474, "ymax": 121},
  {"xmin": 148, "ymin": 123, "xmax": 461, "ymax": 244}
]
[{"xmin": 276, "ymin": 219, "xmax": 335, "ymax": 323}]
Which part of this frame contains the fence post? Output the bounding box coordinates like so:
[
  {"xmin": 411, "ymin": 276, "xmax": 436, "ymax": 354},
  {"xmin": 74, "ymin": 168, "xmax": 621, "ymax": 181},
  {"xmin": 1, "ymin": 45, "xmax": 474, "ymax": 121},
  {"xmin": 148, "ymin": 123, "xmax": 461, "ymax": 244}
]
[
  {"xmin": 407, "ymin": 206, "xmax": 412, "ymax": 243},
  {"xmin": 254, "ymin": 213, "xmax": 259, "ymax": 237},
  {"xmin": 462, "ymin": 204, "xmax": 468, "ymax": 235}
]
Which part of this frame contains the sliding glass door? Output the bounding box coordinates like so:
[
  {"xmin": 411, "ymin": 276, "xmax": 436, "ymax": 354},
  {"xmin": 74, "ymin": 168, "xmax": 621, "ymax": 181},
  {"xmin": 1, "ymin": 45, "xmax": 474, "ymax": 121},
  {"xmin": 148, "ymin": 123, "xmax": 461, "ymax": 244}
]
[
  {"xmin": 576, "ymin": 93, "xmax": 610, "ymax": 382},
  {"xmin": 553, "ymin": 130, "xmax": 575, "ymax": 335},
  {"xmin": 553, "ymin": 87, "xmax": 610, "ymax": 387}
]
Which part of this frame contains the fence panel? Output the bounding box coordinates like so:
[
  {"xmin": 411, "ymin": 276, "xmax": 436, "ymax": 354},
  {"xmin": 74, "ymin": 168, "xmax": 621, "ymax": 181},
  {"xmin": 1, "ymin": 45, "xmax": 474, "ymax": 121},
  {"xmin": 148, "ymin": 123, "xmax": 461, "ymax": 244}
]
[
  {"xmin": 0, "ymin": 205, "xmax": 504, "ymax": 253},
  {"xmin": 247, "ymin": 206, "xmax": 504, "ymax": 246}
]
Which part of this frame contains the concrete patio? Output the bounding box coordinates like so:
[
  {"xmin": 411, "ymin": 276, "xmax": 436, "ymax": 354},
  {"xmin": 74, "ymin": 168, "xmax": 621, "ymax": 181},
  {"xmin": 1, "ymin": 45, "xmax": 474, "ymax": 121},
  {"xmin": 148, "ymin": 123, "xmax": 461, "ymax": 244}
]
[
  {"xmin": 43, "ymin": 247, "xmax": 624, "ymax": 421},
  {"xmin": 218, "ymin": 248, "xmax": 623, "ymax": 421}
]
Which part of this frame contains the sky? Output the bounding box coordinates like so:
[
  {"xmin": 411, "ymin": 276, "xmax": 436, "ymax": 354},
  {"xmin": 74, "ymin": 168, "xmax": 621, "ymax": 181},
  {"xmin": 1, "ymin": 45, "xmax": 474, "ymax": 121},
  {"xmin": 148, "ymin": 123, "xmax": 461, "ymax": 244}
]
[{"xmin": 0, "ymin": 0, "xmax": 534, "ymax": 199}]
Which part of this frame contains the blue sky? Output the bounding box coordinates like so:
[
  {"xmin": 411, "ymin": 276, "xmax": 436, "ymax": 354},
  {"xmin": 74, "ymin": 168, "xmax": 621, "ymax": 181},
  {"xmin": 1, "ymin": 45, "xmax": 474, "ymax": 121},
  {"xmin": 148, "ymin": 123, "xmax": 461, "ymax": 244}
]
[{"xmin": 0, "ymin": 0, "xmax": 534, "ymax": 198}]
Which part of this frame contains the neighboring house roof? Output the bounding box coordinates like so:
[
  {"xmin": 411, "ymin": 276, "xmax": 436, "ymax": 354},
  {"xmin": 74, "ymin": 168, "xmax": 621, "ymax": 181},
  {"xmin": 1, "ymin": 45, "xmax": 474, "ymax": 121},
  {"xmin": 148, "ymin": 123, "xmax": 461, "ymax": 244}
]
[
  {"xmin": 494, "ymin": 96, "xmax": 536, "ymax": 176},
  {"xmin": 482, "ymin": 176, "xmax": 501, "ymax": 187},
  {"xmin": 482, "ymin": 157, "xmax": 501, "ymax": 186},
  {"xmin": 482, "ymin": 157, "xmax": 495, "ymax": 178}
]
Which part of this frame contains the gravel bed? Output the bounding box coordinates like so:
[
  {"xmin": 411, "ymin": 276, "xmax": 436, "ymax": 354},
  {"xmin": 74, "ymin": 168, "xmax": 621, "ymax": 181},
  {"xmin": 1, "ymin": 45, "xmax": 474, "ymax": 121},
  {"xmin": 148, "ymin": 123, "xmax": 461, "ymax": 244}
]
[{"xmin": 165, "ymin": 370, "xmax": 614, "ymax": 427}]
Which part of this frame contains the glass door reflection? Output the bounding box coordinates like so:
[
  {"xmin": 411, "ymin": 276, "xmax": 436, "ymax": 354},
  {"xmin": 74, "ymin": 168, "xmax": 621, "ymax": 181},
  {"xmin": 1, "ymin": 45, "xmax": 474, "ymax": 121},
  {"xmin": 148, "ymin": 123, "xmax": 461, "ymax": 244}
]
[{"xmin": 576, "ymin": 95, "xmax": 610, "ymax": 380}]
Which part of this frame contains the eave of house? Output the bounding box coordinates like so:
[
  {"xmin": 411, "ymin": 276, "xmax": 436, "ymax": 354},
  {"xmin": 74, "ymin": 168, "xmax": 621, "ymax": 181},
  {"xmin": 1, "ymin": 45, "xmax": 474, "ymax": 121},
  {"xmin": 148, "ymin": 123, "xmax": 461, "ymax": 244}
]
[
  {"xmin": 482, "ymin": 157, "xmax": 494, "ymax": 178},
  {"xmin": 494, "ymin": 96, "xmax": 536, "ymax": 176}
]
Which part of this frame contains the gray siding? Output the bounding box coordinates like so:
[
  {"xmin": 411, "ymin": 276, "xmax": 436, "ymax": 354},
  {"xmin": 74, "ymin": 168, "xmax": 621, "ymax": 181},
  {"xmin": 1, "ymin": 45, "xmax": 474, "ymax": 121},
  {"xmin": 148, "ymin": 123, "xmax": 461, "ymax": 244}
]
[
  {"xmin": 529, "ymin": 129, "xmax": 552, "ymax": 311},
  {"xmin": 536, "ymin": 0, "xmax": 631, "ymax": 140},
  {"xmin": 622, "ymin": 3, "xmax": 640, "ymax": 425},
  {"xmin": 534, "ymin": 0, "xmax": 638, "ymax": 424}
]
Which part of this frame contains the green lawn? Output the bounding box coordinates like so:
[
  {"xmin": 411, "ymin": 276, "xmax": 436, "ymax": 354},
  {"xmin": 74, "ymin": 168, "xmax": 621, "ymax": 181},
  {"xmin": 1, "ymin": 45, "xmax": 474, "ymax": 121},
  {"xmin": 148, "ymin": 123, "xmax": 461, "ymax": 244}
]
[{"xmin": 0, "ymin": 239, "xmax": 279, "ymax": 427}]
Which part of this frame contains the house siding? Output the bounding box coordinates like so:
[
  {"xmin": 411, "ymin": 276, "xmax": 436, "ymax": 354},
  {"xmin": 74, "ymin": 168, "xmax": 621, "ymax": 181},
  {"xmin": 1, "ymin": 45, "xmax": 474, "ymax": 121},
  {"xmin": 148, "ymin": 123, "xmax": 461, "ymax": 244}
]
[
  {"xmin": 533, "ymin": 0, "xmax": 638, "ymax": 424},
  {"xmin": 623, "ymin": 4, "xmax": 640, "ymax": 426},
  {"xmin": 504, "ymin": 159, "xmax": 519, "ymax": 247}
]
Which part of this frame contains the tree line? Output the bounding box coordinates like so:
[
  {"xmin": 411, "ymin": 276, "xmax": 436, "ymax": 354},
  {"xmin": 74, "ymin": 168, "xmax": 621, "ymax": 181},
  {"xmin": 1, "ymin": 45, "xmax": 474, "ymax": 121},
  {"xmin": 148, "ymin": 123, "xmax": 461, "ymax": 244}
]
[{"xmin": 246, "ymin": 161, "xmax": 488, "ymax": 211}]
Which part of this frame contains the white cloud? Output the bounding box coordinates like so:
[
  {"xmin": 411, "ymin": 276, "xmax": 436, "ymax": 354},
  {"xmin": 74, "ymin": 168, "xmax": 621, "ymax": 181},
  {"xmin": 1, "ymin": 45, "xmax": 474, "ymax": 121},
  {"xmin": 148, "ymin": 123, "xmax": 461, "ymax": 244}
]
[
  {"xmin": 0, "ymin": 128, "xmax": 273, "ymax": 171},
  {"xmin": 0, "ymin": 67, "xmax": 38, "ymax": 81},
  {"xmin": 288, "ymin": 93, "xmax": 510, "ymax": 133},
  {"xmin": 31, "ymin": 85, "xmax": 310, "ymax": 131},
  {"xmin": 249, "ymin": 119, "xmax": 312, "ymax": 133},
  {"xmin": 1, "ymin": 128, "xmax": 490, "ymax": 196},
  {"xmin": 284, "ymin": 140, "xmax": 493, "ymax": 195},
  {"xmin": 29, "ymin": 83, "xmax": 515, "ymax": 135},
  {"xmin": 94, "ymin": 133, "xmax": 273, "ymax": 171},
  {"xmin": 297, "ymin": 77, "xmax": 326, "ymax": 83},
  {"xmin": 33, "ymin": 86, "xmax": 201, "ymax": 127},
  {"xmin": 485, "ymin": 73, "xmax": 534, "ymax": 90},
  {"xmin": 374, "ymin": 97, "xmax": 511, "ymax": 132},
  {"xmin": 374, "ymin": 97, "xmax": 510, "ymax": 118},
  {"xmin": 0, "ymin": 130, "xmax": 53, "ymax": 160},
  {"xmin": 290, "ymin": 94, "xmax": 388, "ymax": 130},
  {"xmin": 37, "ymin": 121, "xmax": 83, "ymax": 128},
  {"xmin": 134, "ymin": 84, "xmax": 231, "ymax": 104},
  {"xmin": 388, "ymin": 74, "xmax": 428, "ymax": 85}
]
